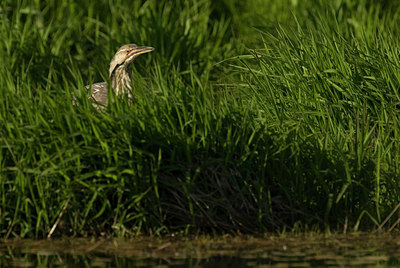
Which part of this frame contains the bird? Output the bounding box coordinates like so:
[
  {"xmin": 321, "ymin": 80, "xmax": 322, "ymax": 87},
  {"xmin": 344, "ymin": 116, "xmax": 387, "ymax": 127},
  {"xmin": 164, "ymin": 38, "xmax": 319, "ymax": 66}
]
[{"xmin": 85, "ymin": 44, "xmax": 154, "ymax": 106}]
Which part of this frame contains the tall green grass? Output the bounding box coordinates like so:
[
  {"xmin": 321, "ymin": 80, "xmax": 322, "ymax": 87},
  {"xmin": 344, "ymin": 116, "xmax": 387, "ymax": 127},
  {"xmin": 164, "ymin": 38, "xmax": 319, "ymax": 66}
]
[{"xmin": 1, "ymin": 0, "xmax": 400, "ymax": 237}]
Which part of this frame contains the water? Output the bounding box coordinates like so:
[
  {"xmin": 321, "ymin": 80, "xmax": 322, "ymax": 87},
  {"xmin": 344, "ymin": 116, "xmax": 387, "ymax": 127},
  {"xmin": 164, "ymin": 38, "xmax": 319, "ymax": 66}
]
[{"xmin": 1, "ymin": 233, "xmax": 399, "ymax": 267}]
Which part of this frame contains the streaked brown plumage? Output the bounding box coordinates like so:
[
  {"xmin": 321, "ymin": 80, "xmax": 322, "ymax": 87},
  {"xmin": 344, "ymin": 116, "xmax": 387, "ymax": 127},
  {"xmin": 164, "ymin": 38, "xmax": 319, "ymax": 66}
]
[{"xmin": 85, "ymin": 44, "xmax": 154, "ymax": 106}]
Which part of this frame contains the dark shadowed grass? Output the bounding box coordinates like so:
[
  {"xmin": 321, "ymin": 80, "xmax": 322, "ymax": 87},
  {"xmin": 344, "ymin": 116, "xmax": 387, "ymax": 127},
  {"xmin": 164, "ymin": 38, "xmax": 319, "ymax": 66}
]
[{"xmin": 2, "ymin": 0, "xmax": 400, "ymax": 238}]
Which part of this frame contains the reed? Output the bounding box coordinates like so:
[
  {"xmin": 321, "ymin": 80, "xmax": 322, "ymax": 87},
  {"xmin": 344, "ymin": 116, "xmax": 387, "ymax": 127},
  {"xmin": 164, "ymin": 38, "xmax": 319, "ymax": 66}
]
[{"xmin": 1, "ymin": 0, "xmax": 400, "ymax": 237}]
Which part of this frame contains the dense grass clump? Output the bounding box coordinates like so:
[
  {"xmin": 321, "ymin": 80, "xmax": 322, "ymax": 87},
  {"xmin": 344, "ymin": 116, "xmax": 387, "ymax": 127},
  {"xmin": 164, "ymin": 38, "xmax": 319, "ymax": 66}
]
[{"xmin": 1, "ymin": 0, "xmax": 400, "ymax": 237}]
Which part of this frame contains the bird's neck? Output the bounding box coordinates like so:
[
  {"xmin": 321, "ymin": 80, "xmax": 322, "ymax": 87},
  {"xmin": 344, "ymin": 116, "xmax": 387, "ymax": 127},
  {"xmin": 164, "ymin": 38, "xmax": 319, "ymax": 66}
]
[{"xmin": 110, "ymin": 66, "xmax": 132, "ymax": 97}]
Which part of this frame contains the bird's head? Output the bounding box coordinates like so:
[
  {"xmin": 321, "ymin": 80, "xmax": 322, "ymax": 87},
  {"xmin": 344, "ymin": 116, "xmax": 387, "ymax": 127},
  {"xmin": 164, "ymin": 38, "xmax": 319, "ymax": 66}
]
[{"xmin": 109, "ymin": 44, "xmax": 154, "ymax": 77}]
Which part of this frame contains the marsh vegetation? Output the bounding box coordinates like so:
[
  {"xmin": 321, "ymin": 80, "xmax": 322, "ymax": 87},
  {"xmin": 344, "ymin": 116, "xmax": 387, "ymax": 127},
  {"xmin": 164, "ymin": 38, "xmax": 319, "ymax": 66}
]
[{"xmin": 1, "ymin": 0, "xmax": 400, "ymax": 237}]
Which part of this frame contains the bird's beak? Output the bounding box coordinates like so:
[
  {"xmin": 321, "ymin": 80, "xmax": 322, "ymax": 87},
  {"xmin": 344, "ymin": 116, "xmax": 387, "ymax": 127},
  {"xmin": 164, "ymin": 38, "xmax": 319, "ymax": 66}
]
[{"xmin": 128, "ymin": 46, "xmax": 155, "ymax": 57}]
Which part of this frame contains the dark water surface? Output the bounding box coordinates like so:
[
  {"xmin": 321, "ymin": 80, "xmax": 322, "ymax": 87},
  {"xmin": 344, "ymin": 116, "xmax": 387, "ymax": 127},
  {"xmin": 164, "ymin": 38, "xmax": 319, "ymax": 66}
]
[{"xmin": 1, "ymin": 233, "xmax": 400, "ymax": 267}]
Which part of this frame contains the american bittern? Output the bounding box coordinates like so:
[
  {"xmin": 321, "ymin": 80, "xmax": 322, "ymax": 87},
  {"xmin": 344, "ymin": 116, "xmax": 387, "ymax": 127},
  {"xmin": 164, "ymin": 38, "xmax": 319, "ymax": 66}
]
[{"xmin": 85, "ymin": 44, "xmax": 154, "ymax": 106}]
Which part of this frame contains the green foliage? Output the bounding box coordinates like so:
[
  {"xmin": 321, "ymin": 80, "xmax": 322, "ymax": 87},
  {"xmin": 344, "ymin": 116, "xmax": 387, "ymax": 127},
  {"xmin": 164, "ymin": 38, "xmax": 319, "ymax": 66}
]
[{"xmin": 1, "ymin": 0, "xmax": 400, "ymax": 237}]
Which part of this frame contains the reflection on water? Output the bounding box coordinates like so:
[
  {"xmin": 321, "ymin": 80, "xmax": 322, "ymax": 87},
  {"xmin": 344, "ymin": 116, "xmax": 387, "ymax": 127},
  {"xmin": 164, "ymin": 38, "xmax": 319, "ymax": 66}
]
[
  {"xmin": 1, "ymin": 233, "xmax": 400, "ymax": 267},
  {"xmin": 2, "ymin": 255, "xmax": 264, "ymax": 267}
]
